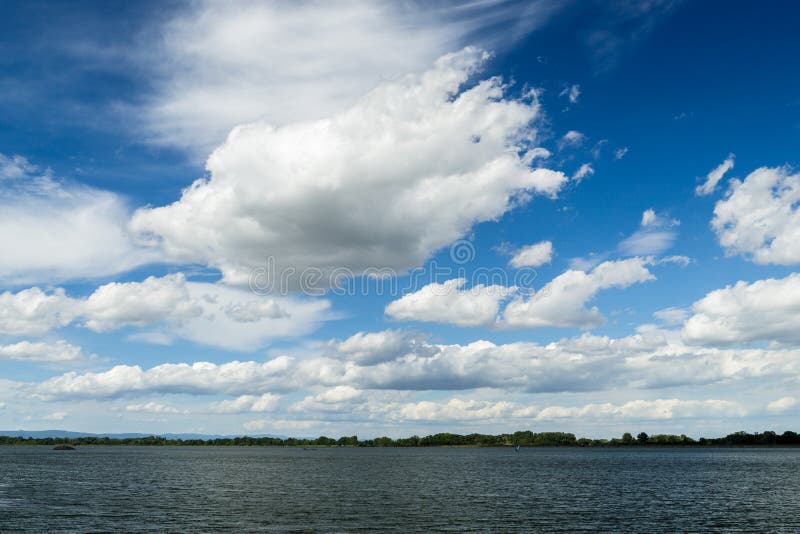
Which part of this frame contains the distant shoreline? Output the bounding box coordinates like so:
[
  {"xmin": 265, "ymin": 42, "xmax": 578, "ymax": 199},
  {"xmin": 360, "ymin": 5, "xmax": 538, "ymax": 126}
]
[{"xmin": 2, "ymin": 430, "xmax": 798, "ymax": 448}]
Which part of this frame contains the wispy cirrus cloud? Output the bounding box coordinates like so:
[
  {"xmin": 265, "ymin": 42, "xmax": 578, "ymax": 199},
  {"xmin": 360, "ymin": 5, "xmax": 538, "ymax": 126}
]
[
  {"xmin": 0, "ymin": 153, "xmax": 158, "ymax": 284},
  {"xmin": 696, "ymin": 153, "xmax": 735, "ymax": 196},
  {"xmin": 137, "ymin": 0, "xmax": 565, "ymax": 155}
]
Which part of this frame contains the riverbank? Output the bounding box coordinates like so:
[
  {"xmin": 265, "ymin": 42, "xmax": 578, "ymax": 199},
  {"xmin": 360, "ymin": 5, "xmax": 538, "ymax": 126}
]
[{"xmin": 1, "ymin": 430, "xmax": 798, "ymax": 447}]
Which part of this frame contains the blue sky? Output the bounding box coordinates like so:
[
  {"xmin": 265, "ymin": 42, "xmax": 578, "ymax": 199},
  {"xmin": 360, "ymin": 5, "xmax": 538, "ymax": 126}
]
[{"xmin": 0, "ymin": 0, "xmax": 798, "ymax": 438}]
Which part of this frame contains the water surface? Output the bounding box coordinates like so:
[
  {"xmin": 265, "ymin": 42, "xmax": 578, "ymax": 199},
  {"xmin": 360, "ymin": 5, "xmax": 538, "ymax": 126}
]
[{"xmin": 1, "ymin": 446, "xmax": 798, "ymax": 532}]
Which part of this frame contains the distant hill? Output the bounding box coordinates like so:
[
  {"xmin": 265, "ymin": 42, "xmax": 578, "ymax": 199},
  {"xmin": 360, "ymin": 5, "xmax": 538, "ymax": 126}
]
[{"xmin": 0, "ymin": 429, "xmax": 288, "ymax": 440}]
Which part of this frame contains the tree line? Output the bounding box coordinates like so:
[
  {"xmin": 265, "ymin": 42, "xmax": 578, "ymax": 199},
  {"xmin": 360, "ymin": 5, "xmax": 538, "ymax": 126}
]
[{"xmin": 0, "ymin": 430, "xmax": 798, "ymax": 447}]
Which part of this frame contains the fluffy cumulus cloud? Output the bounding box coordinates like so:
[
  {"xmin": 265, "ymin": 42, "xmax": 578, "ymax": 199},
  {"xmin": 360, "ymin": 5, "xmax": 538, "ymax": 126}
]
[
  {"xmin": 243, "ymin": 419, "xmax": 316, "ymax": 432},
  {"xmin": 28, "ymin": 325, "xmax": 800, "ymax": 402},
  {"xmin": 394, "ymin": 398, "xmax": 516, "ymax": 421},
  {"xmin": 0, "ymin": 287, "xmax": 75, "ymax": 336},
  {"xmin": 34, "ymin": 357, "xmax": 295, "ymax": 399},
  {"xmin": 209, "ymin": 393, "xmax": 281, "ymax": 414},
  {"xmin": 531, "ymin": 398, "xmax": 744, "ymax": 421},
  {"xmin": 333, "ymin": 330, "xmax": 435, "ymax": 366},
  {"xmin": 125, "ymin": 401, "xmax": 184, "ymax": 414},
  {"xmin": 81, "ymin": 274, "xmax": 203, "ymax": 333},
  {"xmin": 712, "ymin": 166, "xmax": 800, "ymax": 264},
  {"xmin": 0, "ymin": 340, "xmax": 91, "ymax": 363},
  {"xmin": 385, "ymin": 278, "xmax": 515, "ymax": 327},
  {"xmin": 380, "ymin": 397, "xmax": 743, "ymax": 423},
  {"xmin": 0, "ymin": 274, "xmax": 330, "ymax": 350},
  {"xmin": 682, "ymin": 273, "xmax": 800, "ymax": 346},
  {"xmin": 509, "ymin": 240, "xmax": 553, "ymax": 267},
  {"xmin": 766, "ymin": 397, "xmax": 797, "ymax": 413},
  {"xmin": 176, "ymin": 282, "xmax": 330, "ymax": 351},
  {"xmin": 131, "ymin": 48, "xmax": 568, "ymax": 285},
  {"xmin": 291, "ymin": 386, "xmax": 366, "ymax": 413},
  {"xmin": 0, "ymin": 153, "xmax": 157, "ymax": 284},
  {"xmin": 383, "ymin": 258, "xmax": 654, "ymax": 329},
  {"xmin": 501, "ymin": 258, "xmax": 654, "ymax": 328},
  {"xmin": 696, "ymin": 153, "xmax": 735, "ymax": 196},
  {"xmin": 653, "ymin": 307, "xmax": 689, "ymax": 326}
]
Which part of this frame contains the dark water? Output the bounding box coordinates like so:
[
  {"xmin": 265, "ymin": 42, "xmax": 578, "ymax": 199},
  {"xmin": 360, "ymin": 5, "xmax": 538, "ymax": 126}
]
[{"xmin": 1, "ymin": 446, "xmax": 798, "ymax": 532}]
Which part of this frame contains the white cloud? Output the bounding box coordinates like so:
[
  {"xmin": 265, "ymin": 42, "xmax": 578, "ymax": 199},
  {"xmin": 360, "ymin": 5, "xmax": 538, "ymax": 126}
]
[
  {"xmin": 0, "ymin": 153, "xmax": 157, "ymax": 284},
  {"xmin": 24, "ymin": 326, "xmax": 800, "ymax": 401},
  {"xmin": 0, "ymin": 340, "xmax": 91, "ymax": 363},
  {"xmin": 683, "ymin": 273, "xmax": 800, "ymax": 346},
  {"xmin": 571, "ymin": 213, "xmax": 683, "ymax": 271},
  {"xmin": 653, "ymin": 307, "xmax": 689, "ymax": 326},
  {"xmin": 139, "ymin": 1, "xmax": 560, "ymax": 154},
  {"xmin": 371, "ymin": 396, "xmax": 743, "ymax": 423},
  {"xmin": 0, "ymin": 153, "xmax": 40, "ymax": 181},
  {"xmin": 532, "ymin": 398, "xmax": 743, "ymax": 421},
  {"xmin": 614, "ymin": 147, "xmax": 628, "ymax": 160},
  {"xmin": 584, "ymin": 1, "xmax": 679, "ymax": 73},
  {"xmin": 0, "ymin": 274, "xmax": 331, "ymax": 351},
  {"xmin": 767, "ymin": 396, "xmax": 797, "ymax": 413},
  {"xmin": 209, "ymin": 393, "xmax": 281, "ymax": 414},
  {"xmin": 0, "ymin": 287, "xmax": 75, "ymax": 336},
  {"xmin": 509, "ymin": 240, "xmax": 553, "ymax": 268},
  {"xmin": 334, "ymin": 330, "xmax": 433, "ymax": 366},
  {"xmin": 35, "ymin": 357, "xmax": 295, "ymax": 399},
  {"xmin": 242, "ymin": 420, "xmax": 268, "ymax": 432},
  {"xmin": 243, "ymin": 419, "xmax": 316, "ymax": 432},
  {"xmin": 394, "ymin": 397, "xmax": 516, "ymax": 421},
  {"xmin": 590, "ymin": 139, "xmax": 608, "ymax": 159},
  {"xmin": 177, "ymin": 282, "xmax": 330, "ymax": 351},
  {"xmin": 223, "ymin": 300, "xmax": 288, "ymax": 323},
  {"xmin": 559, "ymin": 84, "xmax": 580, "ymax": 104},
  {"xmin": 43, "ymin": 411, "xmax": 67, "ymax": 421},
  {"xmin": 125, "ymin": 401, "xmax": 183, "ymax": 414},
  {"xmin": 291, "ymin": 386, "xmax": 366, "ymax": 413},
  {"xmin": 696, "ymin": 153, "xmax": 734, "ymax": 196},
  {"xmin": 501, "ymin": 258, "xmax": 654, "ymax": 328},
  {"xmin": 386, "ymin": 278, "xmax": 515, "ymax": 327},
  {"xmin": 131, "ymin": 48, "xmax": 567, "ymax": 285},
  {"xmin": 81, "ymin": 274, "xmax": 203, "ymax": 332},
  {"xmin": 312, "ymin": 386, "xmax": 363, "ymax": 404},
  {"xmin": 618, "ymin": 209, "xmax": 679, "ymax": 256},
  {"xmin": 126, "ymin": 332, "xmax": 174, "ymax": 346},
  {"xmin": 572, "ymin": 163, "xmax": 594, "ymax": 183},
  {"xmin": 560, "ymin": 130, "xmax": 585, "ymax": 147},
  {"xmin": 384, "ymin": 259, "xmax": 655, "ymax": 330},
  {"xmin": 641, "ymin": 208, "xmax": 657, "ymax": 227},
  {"xmin": 712, "ymin": 166, "xmax": 800, "ymax": 265},
  {"xmin": 656, "ymin": 255, "xmax": 692, "ymax": 267}
]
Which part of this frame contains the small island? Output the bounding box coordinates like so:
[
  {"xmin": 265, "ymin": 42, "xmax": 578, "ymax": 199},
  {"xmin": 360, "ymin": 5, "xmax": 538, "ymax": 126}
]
[{"xmin": 52, "ymin": 445, "xmax": 76, "ymax": 451}]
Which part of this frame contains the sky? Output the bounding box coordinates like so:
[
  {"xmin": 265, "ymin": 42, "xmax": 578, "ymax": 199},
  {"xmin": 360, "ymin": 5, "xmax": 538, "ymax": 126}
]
[{"xmin": 0, "ymin": 0, "xmax": 798, "ymax": 439}]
